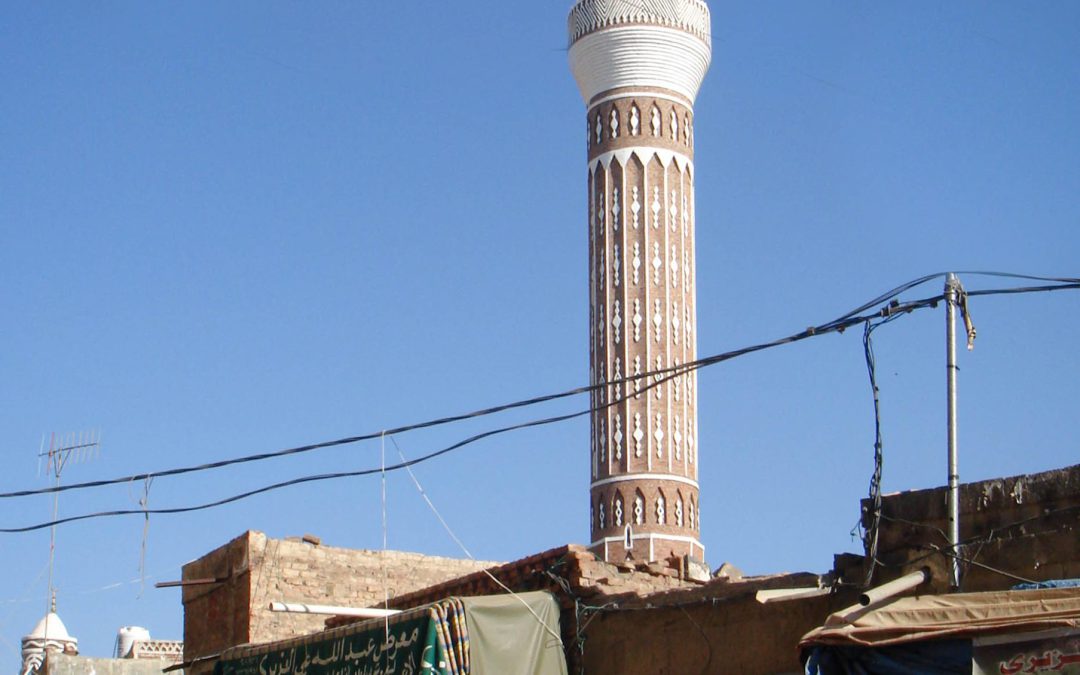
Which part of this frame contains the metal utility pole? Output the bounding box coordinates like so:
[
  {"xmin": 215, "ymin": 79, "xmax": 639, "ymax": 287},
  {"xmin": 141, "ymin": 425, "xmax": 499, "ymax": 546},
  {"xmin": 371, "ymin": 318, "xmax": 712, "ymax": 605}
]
[{"xmin": 944, "ymin": 275, "xmax": 962, "ymax": 590}]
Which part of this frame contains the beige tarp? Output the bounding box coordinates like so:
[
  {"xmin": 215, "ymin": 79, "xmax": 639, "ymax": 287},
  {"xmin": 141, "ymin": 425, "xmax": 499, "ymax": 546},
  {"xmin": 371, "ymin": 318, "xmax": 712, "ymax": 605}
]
[
  {"xmin": 462, "ymin": 592, "xmax": 568, "ymax": 675},
  {"xmin": 801, "ymin": 587, "xmax": 1080, "ymax": 648}
]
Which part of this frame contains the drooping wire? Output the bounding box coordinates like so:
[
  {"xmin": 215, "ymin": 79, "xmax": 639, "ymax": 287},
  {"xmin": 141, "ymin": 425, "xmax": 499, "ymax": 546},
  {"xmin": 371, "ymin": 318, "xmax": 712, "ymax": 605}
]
[
  {"xmin": 0, "ymin": 390, "xmax": 597, "ymax": 500},
  {"xmin": 0, "ymin": 408, "xmax": 591, "ymax": 533},
  {"xmin": 0, "ymin": 291, "xmax": 932, "ymax": 534},
  {"xmin": 859, "ymin": 303, "xmax": 911, "ymax": 587},
  {"xmin": 389, "ymin": 434, "xmax": 564, "ymax": 646},
  {"xmin": 0, "ymin": 272, "xmax": 1074, "ymax": 504},
  {"xmin": 861, "ymin": 319, "xmax": 883, "ymax": 587},
  {"xmin": 1, "ymin": 276, "xmax": 1077, "ymax": 533}
]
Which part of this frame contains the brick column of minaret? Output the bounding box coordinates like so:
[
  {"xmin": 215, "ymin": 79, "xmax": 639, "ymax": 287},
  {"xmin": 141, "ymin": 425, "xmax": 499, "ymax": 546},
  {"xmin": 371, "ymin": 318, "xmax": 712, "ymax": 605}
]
[{"xmin": 568, "ymin": 0, "xmax": 711, "ymax": 565}]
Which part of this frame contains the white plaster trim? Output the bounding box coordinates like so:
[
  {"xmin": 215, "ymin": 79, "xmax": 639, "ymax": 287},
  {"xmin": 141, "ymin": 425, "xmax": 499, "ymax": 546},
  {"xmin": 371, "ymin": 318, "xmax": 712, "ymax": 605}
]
[
  {"xmin": 591, "ymin": 473, "xmax": 699, "ymax": 490},
  {"xmin": 589, "ymin": 533, "xmax": 705, "ymax": 553},
  {"xmin": 570, "ymin": 25, "xmax": 711, "ymax": 106},
  {"xmin": 589, "ymin": 90, "xmax": 693, "ymax": 109},
  {"xmin": 590, "ymin": 149, "xmax": 693, "ymax": 177}
]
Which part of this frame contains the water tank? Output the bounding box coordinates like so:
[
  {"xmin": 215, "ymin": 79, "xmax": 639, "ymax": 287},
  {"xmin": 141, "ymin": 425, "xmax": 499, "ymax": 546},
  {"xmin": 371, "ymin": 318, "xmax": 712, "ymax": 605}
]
[{"xmin": 115, "ymin": 626, "xmax": 151, "ymax": 659}]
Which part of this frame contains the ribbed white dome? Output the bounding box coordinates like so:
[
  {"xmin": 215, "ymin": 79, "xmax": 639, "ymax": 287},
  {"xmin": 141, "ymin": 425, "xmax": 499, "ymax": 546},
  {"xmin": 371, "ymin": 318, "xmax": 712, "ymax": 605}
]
[
  {"xmin": 24, "ymin": 613, "xmax": 76, "ymax": 644},
  {"xmin": 568, "ymin": 24, "xmax": 712, "ymax": 105}
]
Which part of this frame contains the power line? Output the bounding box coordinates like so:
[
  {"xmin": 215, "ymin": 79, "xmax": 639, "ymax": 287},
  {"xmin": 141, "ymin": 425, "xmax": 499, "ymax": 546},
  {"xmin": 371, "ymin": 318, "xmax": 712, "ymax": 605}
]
[
  {"xmin": 0, "ymin": 273, "xmax": 1076, "ymax": 533},
  {"xmin": 0, "ymin": 295, "xmax": 908, "ymax": 533},
  {"xmin": 1, "ymin": 272, "xmax": 953, "ymax": 502},
  {"xmin": 3, "ymin": 273, "xmax": 1075, "ymax": 503}
]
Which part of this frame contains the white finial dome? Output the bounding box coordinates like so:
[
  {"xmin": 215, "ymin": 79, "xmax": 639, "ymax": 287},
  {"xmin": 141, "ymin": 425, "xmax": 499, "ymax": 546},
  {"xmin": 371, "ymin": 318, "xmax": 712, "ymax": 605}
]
[
  {"xmin": 24, "ymin": 613, "xmax": 75, "ymax": 643},
  {"xmin": 22, "ymin": 612, "xmax": 78, "ymax": 675},
  {"xmin": 567, "ymin": 0, "xmax": 712, "ymax": 105}
]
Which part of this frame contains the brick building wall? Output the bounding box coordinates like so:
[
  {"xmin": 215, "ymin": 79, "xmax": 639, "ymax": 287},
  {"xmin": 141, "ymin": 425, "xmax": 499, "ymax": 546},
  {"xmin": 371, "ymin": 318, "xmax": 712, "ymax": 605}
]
[
  {"xmin": 863, "ymin": 463, "xmax": 1080, "ymax": 592},
  {"xmin": 363, "ymin": 544, "xmax": 838, "ymax": 675},
  {"xmin": 579, "ymin": 589, "xmax": 850, "ymax": 675},
  {"xmin": 45, "ymin": 654, "xmax": 179, "ymax": 675},
  {"xmin": 181, "ymin": 531, "xmax": 498, "ymax": 671}
]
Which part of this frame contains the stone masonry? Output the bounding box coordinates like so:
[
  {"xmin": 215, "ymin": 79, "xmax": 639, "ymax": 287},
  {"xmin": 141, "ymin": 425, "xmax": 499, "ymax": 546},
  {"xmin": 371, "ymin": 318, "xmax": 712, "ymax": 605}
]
[
  {"xmin": 862, "ymin": 463, "xmax": 1080, "ymax": 593},
  {"xmin": 181, "ymin": 531, "xmax": 497, "ymax": 673}
]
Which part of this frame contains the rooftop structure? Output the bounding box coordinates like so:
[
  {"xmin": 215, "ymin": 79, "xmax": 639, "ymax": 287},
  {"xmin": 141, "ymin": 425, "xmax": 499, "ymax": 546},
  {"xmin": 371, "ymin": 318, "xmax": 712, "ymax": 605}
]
[{"xmin": 21, "ymin": 609, "xmax": 78, "ymax": 675}]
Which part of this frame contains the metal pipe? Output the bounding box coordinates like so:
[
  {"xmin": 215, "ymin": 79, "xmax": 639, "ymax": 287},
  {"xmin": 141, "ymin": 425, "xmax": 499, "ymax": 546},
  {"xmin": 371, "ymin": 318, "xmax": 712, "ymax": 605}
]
[
  {"xmin": 945, "ymin": 273, "xmax": 962, "ymax": 590},
  {"xmin": 755, "ymin": 587, "xmax": 829, "ymax": 604},
  {"xmin": 268, "ymin": 601, "xmax": 401, "ymax": 618},
  {"xmin": 859, "ymin": 568, "xmax": 929, "ymax": 607},
  {"xmin": 155, "ymin": 577, "xmax": 228, "ymax": 588}
]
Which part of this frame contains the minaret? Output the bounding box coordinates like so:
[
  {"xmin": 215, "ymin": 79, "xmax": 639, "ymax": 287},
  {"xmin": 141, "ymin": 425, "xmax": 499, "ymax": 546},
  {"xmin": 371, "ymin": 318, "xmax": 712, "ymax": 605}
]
[
  {"xmin": 568, "ymin": 0, "xmax": 711, "ymax": 565},
  {"xmin": 21, "ymin": 596, "xmax": 78, "ymax": 675}
]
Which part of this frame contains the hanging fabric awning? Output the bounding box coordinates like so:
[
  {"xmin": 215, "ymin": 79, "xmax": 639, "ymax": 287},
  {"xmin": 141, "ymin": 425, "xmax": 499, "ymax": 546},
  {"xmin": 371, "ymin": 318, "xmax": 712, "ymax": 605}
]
[
  {"xmin": 801, "ymin": 587, "xmax": 1080, "ymax": 649},
  {"xmin": 214, "ymin": 591, "xmax": 567, "ymax": 675},
  {"xmin": 800, "ymin": 587, "xmax": 1080, "ymax": 675}
]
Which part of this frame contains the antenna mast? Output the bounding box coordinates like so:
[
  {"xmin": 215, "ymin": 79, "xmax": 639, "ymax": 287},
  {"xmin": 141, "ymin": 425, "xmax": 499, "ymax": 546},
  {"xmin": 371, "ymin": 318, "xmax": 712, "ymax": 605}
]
[{"xmin": 39, "ymin": 430, "xmax": 101, "ymax": 618}]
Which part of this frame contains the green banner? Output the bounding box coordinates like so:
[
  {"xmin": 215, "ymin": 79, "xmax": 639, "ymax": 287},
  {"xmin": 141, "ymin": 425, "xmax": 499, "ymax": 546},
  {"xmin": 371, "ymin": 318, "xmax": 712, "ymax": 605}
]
[{"xmin": 215, "ymin": 615, "xmax": 450, "ymax": 675}]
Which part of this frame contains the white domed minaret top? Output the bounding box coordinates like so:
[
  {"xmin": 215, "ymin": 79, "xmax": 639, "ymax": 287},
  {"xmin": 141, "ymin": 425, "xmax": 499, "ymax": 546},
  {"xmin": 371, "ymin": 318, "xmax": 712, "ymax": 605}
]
[
  {"xmin": 568, "ymin": 0, "xmax": 711, "ymax": 106},
  {"xmin": 21, "ymin": 604, "xmax": 78, "ymax": 675},
  {"xmin": 568, "ymin": 0, "xmax": 712, "ymax": 566}
]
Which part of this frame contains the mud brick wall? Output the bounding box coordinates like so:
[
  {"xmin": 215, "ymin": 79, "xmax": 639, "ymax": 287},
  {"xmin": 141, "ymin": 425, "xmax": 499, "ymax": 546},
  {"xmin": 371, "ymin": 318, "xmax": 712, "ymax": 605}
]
[
  {"xmin": 182, "ymin": 531, "xmax": 497, "ymax": 672},
  {"xmin": 862, "ymin": 464, "xmax": 1080, "ymax": 592}
]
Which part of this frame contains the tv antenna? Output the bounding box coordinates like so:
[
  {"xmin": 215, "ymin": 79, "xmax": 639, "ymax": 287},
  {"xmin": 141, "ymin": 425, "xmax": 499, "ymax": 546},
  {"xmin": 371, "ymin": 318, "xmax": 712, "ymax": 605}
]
[{"xmin": 38, "ymin": 430, "xmax": 101, "ymax": 620}]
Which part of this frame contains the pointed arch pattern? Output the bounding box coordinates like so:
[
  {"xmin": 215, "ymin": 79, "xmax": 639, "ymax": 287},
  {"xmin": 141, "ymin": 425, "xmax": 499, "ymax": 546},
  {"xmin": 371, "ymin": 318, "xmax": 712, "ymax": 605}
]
[{"xmin": 588, "ymin": 93, "xmax": 701, "ymax": 563}]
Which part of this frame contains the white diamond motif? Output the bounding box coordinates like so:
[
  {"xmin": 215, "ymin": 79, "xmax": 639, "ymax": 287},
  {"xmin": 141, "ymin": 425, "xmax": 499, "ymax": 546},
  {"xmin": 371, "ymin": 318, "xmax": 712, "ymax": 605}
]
[
  {"xmin": 613, "ymin": 243, "xmax": 621, "ymax": 287},
  {"xmin": 633, "ymin": 413, "xmax": 643, "ymax": 456},
  {"xmin": 672, "ymin": 300, "xmax": 680, "ymax": 345},
  {"xmin": 682, "ymin": 194, "xmax": 689, "ymax": 237},
  {"xmin": 632, "ymin": 298, "xmax": 642, "ymax": 342},
  {"xmin": 674, "ymin": 416, "xmax": 682, "ymax": 460},
  {"xmin": 654, "ymin": 413, "xmax": 664, "ymax": 457},
  {"xmin": 613, "ymin": 414, "xmax": 623, "ymax": 461},
  {"xmin": 671, "ymin": 245, "xmax": 679, "ymax": 288},
  {"xmin": 612, "ymin": 300, "xmax": 622, "ymax": 344},
  {"xmin": 612, "ymin": 187, "xmax": 621, "ymax": 231}
]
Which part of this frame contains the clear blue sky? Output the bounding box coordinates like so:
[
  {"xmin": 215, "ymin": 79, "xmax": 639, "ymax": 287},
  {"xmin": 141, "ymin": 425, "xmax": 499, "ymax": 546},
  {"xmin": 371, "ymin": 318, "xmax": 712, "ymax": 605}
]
[{"xmin": 2, "ymin": 1, "xmax": 1077, "ymax": 662}]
